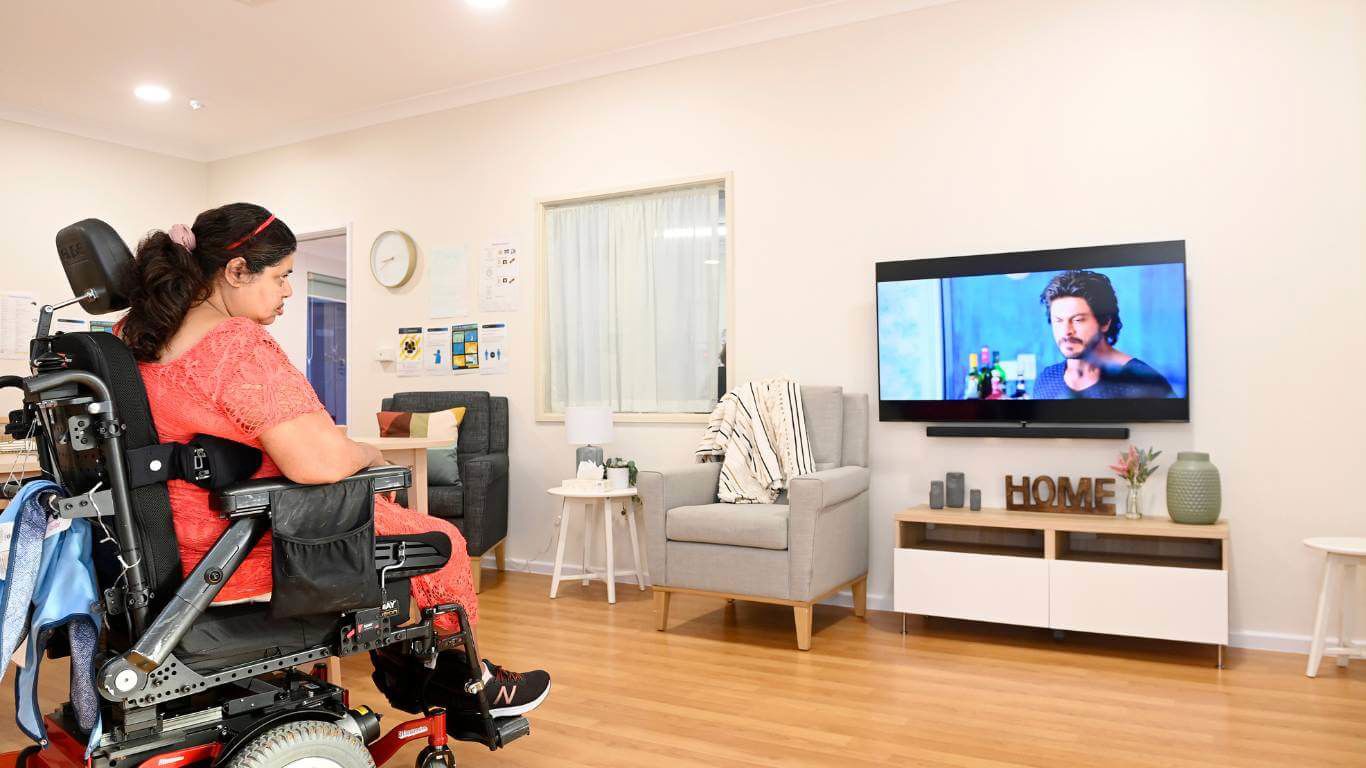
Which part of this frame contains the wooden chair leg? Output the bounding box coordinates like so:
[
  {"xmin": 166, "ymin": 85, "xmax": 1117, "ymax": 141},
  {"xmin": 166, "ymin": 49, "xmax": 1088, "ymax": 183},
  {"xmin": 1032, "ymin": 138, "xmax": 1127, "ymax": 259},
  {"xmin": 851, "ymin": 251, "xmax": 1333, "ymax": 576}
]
[
  {"xmin": 654, "ymin": 590, "xmax": 671, "ymax": 631},
  {"xmin": 471, "ymin": 557, "xmax": 483, "ymax": 594},
  {"xmin": 494, "ymin": 539, "xmax": 507, "ymax": 572},
  {"xmin": 326, "ymin": 656, "xmax": 343, "ymax": 685},
  {"xmin": 852, "ymin": 577, "xmax": 868, "ymax": 619},
  {"xmin": 794, "ymin": 604, "xmax": 813, "ymax": 651}
]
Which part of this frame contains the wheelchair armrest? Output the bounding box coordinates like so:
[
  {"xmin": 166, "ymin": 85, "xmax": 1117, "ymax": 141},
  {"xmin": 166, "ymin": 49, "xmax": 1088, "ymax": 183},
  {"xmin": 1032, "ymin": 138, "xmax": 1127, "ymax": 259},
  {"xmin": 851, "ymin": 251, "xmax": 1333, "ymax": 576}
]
[{"xmin": 211, "ymin": 465, "xmax": 412, "ymax": 517}]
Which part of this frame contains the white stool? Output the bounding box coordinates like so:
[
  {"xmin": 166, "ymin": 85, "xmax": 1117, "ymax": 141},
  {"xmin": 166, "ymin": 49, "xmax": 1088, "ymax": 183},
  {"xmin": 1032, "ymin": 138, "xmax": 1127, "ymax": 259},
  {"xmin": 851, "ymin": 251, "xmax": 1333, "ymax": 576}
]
[
  {"xmin": 1304, "ymin": 537, "xmax": 1366, "ymax": 677},
  {"xmin": 547, "ymin": 487, "xmax": 650, "ymax": 604}
]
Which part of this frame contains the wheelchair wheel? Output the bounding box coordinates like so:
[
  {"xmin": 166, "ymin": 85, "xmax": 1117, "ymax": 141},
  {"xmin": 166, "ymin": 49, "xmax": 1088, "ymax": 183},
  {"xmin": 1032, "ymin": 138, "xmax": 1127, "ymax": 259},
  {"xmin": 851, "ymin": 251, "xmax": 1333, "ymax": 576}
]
[{"xmin": 227, "ymin": 721, "xmax": 376, "ymax": 768}]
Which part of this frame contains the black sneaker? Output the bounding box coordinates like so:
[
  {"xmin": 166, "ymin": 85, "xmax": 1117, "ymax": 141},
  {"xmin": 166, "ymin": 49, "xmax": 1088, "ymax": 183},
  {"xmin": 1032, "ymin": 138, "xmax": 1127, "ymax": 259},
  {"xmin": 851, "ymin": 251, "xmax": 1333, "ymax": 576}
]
[{"xmin": 479, "ymin": 660, "xmax": 551, "ymax": 718}]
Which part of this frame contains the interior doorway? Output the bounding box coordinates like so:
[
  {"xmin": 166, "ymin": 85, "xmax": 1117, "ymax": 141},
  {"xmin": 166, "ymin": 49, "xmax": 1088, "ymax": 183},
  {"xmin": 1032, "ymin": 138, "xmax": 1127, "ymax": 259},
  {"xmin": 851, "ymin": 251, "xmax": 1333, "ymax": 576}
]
[{"xmin": 276, "ymin": 228, "xmax": 349, "ymax": 424}]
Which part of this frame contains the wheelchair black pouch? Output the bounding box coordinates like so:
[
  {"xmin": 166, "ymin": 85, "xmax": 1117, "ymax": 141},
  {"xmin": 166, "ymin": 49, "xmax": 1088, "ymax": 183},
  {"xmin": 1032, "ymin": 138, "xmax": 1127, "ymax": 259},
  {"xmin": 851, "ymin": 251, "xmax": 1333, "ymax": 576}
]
[{"xmin": 270, "ymin": 474, "xmax": 382, "ymax": 619}]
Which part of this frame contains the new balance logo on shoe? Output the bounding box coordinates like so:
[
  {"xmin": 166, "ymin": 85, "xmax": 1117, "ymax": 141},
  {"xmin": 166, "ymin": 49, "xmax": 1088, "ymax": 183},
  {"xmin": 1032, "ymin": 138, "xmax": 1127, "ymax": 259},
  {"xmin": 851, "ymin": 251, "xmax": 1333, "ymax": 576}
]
[{"xmin": 492, "ymin": 685, "xmax": 517, "ymax": 707}]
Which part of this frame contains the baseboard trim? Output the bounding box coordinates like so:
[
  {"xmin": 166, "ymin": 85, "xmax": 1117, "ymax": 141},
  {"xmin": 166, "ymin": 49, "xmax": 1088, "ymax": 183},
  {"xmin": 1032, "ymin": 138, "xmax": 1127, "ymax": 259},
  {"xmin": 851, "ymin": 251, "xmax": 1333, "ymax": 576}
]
[{"xmin": 488, "ymin": 555, "xmax": 1338, "ymax": 656}]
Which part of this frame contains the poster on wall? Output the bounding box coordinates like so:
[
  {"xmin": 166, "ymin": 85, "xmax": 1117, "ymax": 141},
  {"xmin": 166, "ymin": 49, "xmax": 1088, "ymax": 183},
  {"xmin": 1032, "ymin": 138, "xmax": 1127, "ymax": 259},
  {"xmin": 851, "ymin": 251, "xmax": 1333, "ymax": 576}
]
[
  {"xmin": 479, "ymin": 322, "xmax": 508, "ymax": 375},
  {"xmin": 397, "ymin": 326, "xmax": 423, "ymax": 377},
  {"xmin": 451, "ymin": 323, "xmax": 479, "ymax": 374},
  {"xmin": 423, "ymin": 326, "xmax": 451, "ymax": 374},
  {"xmin": 429, "ymin": 247, "xmax": 470, "ymax": 318},
  {"xmin": 0, "ymin": 292, "xmax": 38, "ymax": 360},
  {"xmin": 479, "ymin": 242, "xmax": 519, "ymax": 312}
]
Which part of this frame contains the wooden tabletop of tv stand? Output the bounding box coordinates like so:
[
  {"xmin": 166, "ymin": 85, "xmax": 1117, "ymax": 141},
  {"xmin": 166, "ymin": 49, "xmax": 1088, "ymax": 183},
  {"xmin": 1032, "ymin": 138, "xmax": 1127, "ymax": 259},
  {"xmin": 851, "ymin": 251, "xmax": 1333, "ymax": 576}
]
[{"xmin": 896, "ymin": 505, "xmax": 1229, "ymax": 540}]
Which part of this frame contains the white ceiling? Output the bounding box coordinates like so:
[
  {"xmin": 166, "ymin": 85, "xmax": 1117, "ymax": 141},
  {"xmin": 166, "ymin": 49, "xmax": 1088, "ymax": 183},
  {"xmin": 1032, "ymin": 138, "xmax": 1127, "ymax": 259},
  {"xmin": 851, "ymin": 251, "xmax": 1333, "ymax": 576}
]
[{"xmin": 0, "ymin": 0, "xmax": 949, "ymax": 162}]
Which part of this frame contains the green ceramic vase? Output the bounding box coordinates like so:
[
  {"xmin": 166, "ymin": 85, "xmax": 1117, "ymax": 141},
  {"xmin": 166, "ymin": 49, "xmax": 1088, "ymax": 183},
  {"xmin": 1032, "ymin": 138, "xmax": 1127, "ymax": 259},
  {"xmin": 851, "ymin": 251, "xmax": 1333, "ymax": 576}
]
[{"xmin": 1166, "ymin": 451, "xmax": 1221, "ymax": 524}]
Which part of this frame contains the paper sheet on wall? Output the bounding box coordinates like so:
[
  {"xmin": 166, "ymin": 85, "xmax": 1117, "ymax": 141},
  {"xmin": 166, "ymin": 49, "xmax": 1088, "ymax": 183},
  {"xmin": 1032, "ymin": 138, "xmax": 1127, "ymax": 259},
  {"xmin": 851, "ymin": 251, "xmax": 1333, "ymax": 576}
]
[
  {"xmin": 479, "ymin": 242, "xmax": 519, "ymax": 312},
  {"xmin": 1, "ymin": 292, "xmax": 38, "ymax": 360},
  {"xmin": 397, "ymin": 327, "xmax": 423, "ymax": 377},
  {"xmin": 423, "ymin": 327, "xmax": 451, "ymax": 374},
  {"xmin": 429, "ymin": 247, "xmax": 470, "ymax": 318},
  {"xmin": 451, "ymin": 323, "xmax": 479, "ymax": 374},
  {"xmin": 479, "ymin": 322, "xmax": 508, "ymax": 375}
]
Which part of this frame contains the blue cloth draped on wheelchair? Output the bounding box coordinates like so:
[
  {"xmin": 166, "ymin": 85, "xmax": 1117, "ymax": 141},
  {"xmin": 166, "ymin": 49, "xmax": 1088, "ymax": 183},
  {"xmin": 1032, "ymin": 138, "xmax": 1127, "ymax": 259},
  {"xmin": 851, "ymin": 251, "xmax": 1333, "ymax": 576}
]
[{"xmin": 0, "ymin": 480, "xmax": 103, "ymax": 754}]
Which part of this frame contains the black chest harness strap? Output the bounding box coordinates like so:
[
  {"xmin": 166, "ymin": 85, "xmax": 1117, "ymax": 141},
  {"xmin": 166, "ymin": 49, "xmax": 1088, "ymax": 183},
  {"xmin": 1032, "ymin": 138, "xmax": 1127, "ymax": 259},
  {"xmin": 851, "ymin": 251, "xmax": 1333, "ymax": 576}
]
[{"xmin": 125, "ymin": 434, "xmax": 263, "ymax": 491}]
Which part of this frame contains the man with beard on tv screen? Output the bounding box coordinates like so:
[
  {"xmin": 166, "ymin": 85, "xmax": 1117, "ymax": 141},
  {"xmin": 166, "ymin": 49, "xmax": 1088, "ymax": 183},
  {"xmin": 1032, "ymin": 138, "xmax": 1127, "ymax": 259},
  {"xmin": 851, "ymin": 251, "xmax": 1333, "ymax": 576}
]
[{"xmin": 1032, "ymin": 269, "xmax": 1174, "ymax": 399}]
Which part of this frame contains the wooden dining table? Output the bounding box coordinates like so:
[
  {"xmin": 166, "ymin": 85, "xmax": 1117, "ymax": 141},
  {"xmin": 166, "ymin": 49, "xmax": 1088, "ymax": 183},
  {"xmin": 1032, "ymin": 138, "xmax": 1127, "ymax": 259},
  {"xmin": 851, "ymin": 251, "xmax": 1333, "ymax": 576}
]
[{"xmin": 345, "ymin": 432, "xmax": 453, "ymax": 516}]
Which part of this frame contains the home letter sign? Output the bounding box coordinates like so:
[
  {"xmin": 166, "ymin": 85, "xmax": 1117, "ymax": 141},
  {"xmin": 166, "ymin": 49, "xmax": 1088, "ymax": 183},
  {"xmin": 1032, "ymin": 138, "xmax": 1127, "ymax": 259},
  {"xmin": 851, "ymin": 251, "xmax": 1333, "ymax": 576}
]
[{"xmin": 1004, "ymin": 475, "xmax": 1116, "ymax": 515}]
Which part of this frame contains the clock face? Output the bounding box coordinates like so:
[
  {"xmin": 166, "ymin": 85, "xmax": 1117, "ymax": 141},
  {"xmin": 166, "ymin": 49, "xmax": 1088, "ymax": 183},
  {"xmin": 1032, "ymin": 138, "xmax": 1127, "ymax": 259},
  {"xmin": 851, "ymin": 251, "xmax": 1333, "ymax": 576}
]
[{"xmin": 371, "ymin": 230, "xmax": 416, "ymax": 288}]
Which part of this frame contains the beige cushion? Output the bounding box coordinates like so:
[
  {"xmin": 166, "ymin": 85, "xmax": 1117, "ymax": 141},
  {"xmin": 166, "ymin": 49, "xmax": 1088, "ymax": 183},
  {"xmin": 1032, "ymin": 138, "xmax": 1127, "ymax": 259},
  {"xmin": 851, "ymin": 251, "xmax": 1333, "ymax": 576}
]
[{"xmin": 666, "ymin": 503, "xmax": 789, "ymax": 551}]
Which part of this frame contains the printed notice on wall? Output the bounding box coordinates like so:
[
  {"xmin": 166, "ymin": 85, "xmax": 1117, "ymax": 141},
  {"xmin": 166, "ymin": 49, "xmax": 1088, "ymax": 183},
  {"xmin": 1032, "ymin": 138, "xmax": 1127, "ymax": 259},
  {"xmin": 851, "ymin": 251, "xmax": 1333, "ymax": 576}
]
[
  {"xmin": 479, "ymin": 242, "xmax": 519, "ymax": 312},
  {"xmin": 429, "ymin": 247, "xmax": 470, "ymax": 319},
  {"xmin": 479, "ymin": 322, "xmax": 508, "ymax": 375},
  {"xmin": 1, "ymin": 292, "xmax": 38, "ymax": 360},
  {"xmin": 451, "ymin": 323, "xmax": 479, "ymax": 374},
  {"xmin": 397, "ymin": 327, "xmax": 423, "ymax": 377},
  {"xmin": 423, "ymin": 326, "xmax": 451, "ymax": 374}
]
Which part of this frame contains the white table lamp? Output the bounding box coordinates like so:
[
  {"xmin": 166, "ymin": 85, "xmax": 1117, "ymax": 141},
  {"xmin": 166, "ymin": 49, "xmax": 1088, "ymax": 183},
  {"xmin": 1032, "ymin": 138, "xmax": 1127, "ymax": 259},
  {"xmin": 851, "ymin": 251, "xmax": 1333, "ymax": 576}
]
[{"xmin": 565, "ymin": 406, "xmax": 613, "ymax": 470}]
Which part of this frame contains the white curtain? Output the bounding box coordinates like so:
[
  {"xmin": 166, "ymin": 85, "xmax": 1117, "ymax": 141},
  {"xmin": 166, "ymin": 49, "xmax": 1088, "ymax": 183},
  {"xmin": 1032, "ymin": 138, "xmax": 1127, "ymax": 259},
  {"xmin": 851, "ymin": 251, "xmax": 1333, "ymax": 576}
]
[{"xmin": 546, "ymin": 183, "xmax": 725, "ymax": 413}]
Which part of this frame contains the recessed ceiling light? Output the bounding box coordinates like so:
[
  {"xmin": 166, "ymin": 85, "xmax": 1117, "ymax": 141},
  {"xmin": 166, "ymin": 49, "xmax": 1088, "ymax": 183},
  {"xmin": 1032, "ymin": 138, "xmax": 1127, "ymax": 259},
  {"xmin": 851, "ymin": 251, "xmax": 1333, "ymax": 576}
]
[
  {"xmin": 465, "ymin": 0, "xmax": 507, "ymax": 9},
  {"xmin": 134, "ymin": 84, "xmax": 171, "ymax": 103}
]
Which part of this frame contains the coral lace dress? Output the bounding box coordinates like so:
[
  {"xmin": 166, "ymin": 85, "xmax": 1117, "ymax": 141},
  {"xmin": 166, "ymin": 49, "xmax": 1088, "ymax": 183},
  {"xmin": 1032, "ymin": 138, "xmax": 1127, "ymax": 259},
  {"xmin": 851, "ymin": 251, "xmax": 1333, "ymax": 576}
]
[{"xmin": 137, "ymin": 317, "xmax": 477, "ymax": 631}]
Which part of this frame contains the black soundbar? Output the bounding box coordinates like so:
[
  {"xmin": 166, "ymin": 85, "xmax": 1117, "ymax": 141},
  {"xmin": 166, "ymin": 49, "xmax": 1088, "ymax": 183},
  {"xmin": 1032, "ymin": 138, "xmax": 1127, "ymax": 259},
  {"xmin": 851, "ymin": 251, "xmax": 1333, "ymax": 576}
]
[{"xmin": 926, "ymin": 424, "xmax": 1130, "ymax": 439}]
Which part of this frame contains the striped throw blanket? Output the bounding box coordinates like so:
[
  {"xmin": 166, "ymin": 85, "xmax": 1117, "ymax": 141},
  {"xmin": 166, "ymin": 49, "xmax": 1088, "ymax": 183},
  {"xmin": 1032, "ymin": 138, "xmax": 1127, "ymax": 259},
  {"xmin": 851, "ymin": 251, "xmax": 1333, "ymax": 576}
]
[{"xmin": 696, "ymin": 379, "xmax": 815, "ymax": 504}]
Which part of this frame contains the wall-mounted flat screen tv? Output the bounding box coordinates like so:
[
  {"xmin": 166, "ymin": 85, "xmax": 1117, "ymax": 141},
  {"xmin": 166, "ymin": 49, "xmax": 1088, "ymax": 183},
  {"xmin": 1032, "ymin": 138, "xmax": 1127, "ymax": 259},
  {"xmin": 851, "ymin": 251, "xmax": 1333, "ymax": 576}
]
[{"xmin": 876, "ymin": 241, "xmax": 1188, "ymax": 423}]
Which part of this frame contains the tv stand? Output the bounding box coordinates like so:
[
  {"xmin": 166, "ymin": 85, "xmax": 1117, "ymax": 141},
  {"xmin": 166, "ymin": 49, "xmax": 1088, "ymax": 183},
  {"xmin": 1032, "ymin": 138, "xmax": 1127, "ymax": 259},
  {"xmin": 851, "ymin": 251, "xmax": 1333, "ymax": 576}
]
[
  {"xmin": 893, "ymin": 505, "xmax": 1229, "ymax": 666},
  {"xmin": 926, "ymin": 423, "xmax": 1129, "ymax": 439}
]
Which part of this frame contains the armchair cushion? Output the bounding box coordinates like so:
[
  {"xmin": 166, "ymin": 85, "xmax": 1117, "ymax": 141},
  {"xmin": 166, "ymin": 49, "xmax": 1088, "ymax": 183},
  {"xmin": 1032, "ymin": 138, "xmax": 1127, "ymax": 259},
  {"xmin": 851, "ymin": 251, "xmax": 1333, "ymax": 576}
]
[
  {"xmin": 428, "ymin": 448, "xmax": 461, "ymax": 487},
  {"xmin": 666, "ymin": 503, "xmax": 789, "ymax": 551},
  {"xmin": 799, "ymin": 385, "xmax": 845, "ymax": 471}
]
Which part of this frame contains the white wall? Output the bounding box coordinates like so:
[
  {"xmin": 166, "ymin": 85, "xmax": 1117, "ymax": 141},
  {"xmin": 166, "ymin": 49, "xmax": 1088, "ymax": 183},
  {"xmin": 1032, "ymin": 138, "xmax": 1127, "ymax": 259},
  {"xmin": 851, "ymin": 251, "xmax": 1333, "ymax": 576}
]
[
  {"xmin": 198, "ymin": 0, "xmax": 1363, "ymax": 648},
  {"xmin": 0, "ymin": 120, "xmax": 208, "ymax": 411}
]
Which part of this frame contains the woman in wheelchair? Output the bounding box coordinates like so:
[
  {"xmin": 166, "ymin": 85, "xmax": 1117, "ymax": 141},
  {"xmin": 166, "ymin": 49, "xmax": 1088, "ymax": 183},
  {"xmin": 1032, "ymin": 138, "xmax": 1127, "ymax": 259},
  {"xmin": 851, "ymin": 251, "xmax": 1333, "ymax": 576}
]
[{"xmin": 117, "ymin": 202, "xmax": 549, "ymax": 719}]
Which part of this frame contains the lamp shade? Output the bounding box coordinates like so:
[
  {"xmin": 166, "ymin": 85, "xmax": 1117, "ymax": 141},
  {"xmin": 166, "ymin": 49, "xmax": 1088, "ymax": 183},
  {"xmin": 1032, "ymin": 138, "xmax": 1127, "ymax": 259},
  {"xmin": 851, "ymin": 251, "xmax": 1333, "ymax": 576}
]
[{"xmin": 565, "ymin": 406, "xmax": 613, "ymax": 445}]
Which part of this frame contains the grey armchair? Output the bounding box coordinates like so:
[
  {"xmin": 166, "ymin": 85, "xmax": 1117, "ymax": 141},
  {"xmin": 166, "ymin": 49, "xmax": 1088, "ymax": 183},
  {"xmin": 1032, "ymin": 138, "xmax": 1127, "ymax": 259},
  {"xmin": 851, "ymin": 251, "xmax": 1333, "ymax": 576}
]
[
  {"xmin": 383, "ymin": 391, "xmax": 509, "ymax": 592},
  {"xmin": 637, "ymin": 385, "xmax": 869, "ymax": 650}
]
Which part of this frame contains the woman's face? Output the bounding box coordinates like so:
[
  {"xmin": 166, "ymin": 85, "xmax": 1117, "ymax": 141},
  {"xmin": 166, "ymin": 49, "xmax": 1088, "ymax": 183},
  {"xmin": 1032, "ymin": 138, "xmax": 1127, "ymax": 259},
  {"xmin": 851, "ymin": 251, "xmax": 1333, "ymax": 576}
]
[{"xmin": 225, "ymin": 253, "xmax": 295, "ymax": 325}]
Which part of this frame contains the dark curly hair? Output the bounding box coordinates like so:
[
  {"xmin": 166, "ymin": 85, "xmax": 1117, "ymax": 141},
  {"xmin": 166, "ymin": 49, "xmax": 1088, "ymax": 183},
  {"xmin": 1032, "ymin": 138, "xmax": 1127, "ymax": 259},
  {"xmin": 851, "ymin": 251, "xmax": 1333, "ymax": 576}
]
[
  {"xmin": 1040, "ymin": 269, "xmax": 1122, "ymax": 345},
  {"xmin": 121, "ymin": 203, "xmax": 296, "ymax": 361}
]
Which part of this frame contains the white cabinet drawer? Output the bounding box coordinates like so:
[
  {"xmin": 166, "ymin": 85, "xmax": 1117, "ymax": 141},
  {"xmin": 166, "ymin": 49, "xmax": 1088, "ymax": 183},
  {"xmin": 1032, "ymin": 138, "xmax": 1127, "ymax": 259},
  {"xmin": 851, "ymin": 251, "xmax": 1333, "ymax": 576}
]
[
  {"xmin": 1049, "ymin": 560, "xmax": 1228, "ymax": 644},
  {"xmin": 894, "ymin": 548, "xmax": 1049, "ymax": 627}
]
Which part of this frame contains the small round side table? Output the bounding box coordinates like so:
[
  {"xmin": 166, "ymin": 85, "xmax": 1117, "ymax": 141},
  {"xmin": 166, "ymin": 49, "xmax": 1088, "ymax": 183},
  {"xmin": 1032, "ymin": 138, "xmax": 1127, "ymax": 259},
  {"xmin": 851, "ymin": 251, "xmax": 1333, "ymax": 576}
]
[
  {"xmin": 546, "ymin": 486, "xmax": 650, "ymax": 604},
  {"xmin": 1304, "ymin": 537, "xmax": 1366, "ymax": 677}
]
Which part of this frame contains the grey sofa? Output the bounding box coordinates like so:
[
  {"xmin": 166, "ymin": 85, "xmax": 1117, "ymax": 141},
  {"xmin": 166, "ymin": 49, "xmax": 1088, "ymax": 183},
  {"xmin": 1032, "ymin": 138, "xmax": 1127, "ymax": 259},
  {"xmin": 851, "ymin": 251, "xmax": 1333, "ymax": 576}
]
[
  {"xmin": 637, "ymin": 385, "xmax": 869, "ymax": 650},
  {"xmin": 383, "ymin": 391, "xmax": 509, "ymax": 592}
]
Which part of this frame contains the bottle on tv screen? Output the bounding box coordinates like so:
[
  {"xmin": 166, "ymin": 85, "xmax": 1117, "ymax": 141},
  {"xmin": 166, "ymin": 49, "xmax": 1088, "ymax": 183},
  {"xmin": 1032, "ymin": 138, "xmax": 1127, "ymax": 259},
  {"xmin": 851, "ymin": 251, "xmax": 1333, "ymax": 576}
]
[{"xmin": 875, "ymin": 241, "xmax": 1189, "ymax": 423}]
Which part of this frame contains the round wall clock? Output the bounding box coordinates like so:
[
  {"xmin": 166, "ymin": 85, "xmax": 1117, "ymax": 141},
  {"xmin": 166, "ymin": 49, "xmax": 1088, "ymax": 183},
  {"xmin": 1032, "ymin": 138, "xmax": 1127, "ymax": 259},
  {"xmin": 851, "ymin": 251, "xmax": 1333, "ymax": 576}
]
[{"xmin": 370, "ymin": 230, "xmax": 417, "ymax": 288}]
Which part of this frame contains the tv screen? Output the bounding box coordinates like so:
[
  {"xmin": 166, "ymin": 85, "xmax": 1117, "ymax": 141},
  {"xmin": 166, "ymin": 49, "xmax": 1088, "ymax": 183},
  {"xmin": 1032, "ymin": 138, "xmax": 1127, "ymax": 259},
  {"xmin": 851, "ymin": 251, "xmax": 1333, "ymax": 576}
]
[{"xmin": 876, "ymin": 241, "xmax": 1188, "ymax": 423}]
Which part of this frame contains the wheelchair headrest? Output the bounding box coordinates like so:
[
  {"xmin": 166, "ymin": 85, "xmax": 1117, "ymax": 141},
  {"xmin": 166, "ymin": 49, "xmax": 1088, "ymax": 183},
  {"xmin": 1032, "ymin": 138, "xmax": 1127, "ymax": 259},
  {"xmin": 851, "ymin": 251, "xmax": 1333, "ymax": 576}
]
[{"xmin": 54, "ymin": 218, "xmax": 132, "ymax": 315}]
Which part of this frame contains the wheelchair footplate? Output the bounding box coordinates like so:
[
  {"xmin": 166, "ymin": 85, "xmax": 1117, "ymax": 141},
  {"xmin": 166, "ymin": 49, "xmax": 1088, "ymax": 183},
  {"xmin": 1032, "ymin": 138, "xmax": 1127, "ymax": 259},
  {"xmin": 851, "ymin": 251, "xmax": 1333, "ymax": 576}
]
[{"xmin": 369, "ymin": 603, "xmax": 531, "ymax": 754}]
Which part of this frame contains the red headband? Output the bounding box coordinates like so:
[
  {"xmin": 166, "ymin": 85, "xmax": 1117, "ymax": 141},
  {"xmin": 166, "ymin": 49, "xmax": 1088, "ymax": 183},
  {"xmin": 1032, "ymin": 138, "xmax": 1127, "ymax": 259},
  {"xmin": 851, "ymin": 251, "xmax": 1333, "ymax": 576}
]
[{"xmin": 225, "ymin": 214, "xmax": 276, "ymax": 251}]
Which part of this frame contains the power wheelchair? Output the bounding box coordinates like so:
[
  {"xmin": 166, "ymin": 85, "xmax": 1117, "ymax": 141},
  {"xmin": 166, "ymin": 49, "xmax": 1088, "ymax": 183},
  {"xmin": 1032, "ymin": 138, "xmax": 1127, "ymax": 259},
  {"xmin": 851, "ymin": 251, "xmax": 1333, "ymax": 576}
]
[{"xmin": 0, "ymin": 220, "xmax": 529, "ymax": 768}]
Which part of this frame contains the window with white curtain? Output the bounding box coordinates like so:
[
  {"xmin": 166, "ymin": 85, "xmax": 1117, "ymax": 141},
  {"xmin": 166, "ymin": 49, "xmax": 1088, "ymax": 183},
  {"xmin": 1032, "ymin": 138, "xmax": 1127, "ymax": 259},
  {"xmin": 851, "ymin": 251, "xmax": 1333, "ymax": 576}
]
[{"xmin": 540, "ymin": 179, "xmax": 728, "ymax": 417}]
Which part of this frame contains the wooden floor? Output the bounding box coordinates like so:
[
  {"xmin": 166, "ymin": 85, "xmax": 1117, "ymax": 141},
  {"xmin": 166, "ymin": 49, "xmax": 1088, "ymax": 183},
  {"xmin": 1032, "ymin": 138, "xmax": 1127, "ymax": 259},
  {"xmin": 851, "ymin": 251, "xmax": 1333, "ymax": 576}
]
[{"xmin": 3, "ymin": 571, "xmax": 1363, "ymax": 767}]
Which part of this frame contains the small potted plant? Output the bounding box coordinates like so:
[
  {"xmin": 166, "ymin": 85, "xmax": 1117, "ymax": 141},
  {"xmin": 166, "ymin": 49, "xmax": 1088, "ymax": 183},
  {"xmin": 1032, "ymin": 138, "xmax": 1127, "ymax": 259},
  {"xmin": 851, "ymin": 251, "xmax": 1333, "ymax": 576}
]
[
  {"xmin": 604, "ymin": 457, "xmax": 637, "ymax": 490},
  {"xmin": 1110, "ymin": 445, "xmax": 1161, "ymax": 520}
]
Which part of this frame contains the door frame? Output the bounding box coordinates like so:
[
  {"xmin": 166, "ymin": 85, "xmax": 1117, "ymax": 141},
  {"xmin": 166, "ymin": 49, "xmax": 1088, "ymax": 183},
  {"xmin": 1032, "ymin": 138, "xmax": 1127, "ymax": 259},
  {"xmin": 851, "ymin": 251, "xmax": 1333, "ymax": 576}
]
[{"xmin": 295, "ymin": 225, "xmax": 352, "ymax": 426}]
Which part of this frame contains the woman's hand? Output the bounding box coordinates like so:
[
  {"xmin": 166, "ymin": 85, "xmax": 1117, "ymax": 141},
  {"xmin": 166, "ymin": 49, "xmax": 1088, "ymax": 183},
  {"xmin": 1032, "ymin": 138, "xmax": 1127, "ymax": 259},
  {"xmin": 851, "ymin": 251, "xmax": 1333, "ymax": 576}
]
[{"xmin": 364, "ymin": 443, "xmax": 389, "ymax": 468}]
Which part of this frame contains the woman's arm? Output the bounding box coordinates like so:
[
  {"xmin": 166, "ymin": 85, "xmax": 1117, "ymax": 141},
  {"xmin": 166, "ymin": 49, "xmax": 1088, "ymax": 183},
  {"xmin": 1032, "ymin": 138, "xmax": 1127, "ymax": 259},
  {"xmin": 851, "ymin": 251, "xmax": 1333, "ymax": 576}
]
[{"xmin": 259, "ymin": 411, "xmax": 387, "ymax": 485}]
